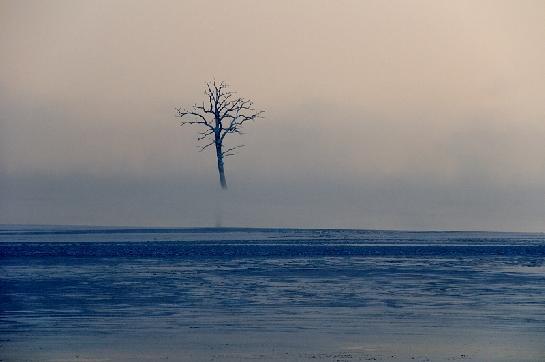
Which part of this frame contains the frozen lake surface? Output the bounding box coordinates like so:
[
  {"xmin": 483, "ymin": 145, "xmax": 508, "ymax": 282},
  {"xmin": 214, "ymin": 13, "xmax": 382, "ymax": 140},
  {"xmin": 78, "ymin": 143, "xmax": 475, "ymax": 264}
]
[{"xmin": 1, "ymin": 226, "xmax": 544, "ymax": 361}]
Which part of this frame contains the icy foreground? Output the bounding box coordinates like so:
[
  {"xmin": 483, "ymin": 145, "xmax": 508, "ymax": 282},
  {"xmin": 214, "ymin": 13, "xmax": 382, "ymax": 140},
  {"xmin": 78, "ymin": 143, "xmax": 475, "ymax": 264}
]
[{"xmin": 1, "ymin": 227, "xmax": 544, "ymax": 361}]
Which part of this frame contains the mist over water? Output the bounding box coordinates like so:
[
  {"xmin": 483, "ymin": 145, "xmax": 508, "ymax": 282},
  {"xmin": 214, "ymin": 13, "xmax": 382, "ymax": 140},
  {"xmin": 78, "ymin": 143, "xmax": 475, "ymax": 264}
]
[{"xmin": 1, "ymin": 1, "xmax": 545, "ymax": 230}]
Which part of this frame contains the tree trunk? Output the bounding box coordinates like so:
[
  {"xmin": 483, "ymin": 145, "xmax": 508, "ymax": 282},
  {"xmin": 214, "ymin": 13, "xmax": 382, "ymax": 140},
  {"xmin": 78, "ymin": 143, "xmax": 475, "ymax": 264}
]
[{"xmin": 215, "ymin": 140, "xmax": 227, "ymax": 189}]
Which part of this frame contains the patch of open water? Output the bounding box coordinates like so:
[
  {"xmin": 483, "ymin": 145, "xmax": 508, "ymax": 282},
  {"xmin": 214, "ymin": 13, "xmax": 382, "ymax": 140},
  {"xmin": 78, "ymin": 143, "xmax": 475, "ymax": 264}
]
[{"xmin": 1, "ymin": 227, "xmax": 544, "ymax": 361}]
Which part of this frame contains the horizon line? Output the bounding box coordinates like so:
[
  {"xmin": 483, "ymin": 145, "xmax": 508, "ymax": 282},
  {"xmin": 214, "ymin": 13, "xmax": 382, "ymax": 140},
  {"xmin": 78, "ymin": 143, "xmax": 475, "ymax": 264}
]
[{"xmin": 1, "ymin": 223, "xmax": 543, "ymax": 235}]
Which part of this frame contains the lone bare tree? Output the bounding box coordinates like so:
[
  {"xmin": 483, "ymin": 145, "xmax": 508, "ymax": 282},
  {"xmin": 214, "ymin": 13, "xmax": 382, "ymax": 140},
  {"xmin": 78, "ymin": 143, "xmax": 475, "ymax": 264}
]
[{"xmin": 176, "ymin": 81, "xmax": 264, "ymax": 189}]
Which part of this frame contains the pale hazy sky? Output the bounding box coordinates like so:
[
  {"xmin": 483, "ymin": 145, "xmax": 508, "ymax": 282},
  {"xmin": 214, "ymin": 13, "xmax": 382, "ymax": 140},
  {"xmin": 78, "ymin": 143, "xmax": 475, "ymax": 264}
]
[{"xmin": 1, "ymin": 0, "xmax": 545, "ymax": 231}]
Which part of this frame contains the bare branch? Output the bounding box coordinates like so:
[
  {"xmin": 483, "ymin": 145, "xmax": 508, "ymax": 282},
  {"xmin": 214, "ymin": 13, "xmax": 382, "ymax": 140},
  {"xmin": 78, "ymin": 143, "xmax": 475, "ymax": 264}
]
[
  {"xmin": 198, "ymin": 139, "xmax": 215, "ymax": 152},
  {"xmin": 222, "ymin": 144, "xmax": 245, "ymax": 157},
  {"xmin": 175, "ymin": 106, "xmax": 214, "ymax": 130},
  {"xmin": 197, "ymin": 128, "xmax": 214, "ymax": 141},
  {"xmin": 175, "ymin": 80, "xmax": 264, "ymax": 189},
  {"xmin": 221, "ymin": 107, "xmax": 264, "ymax": 140}
]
